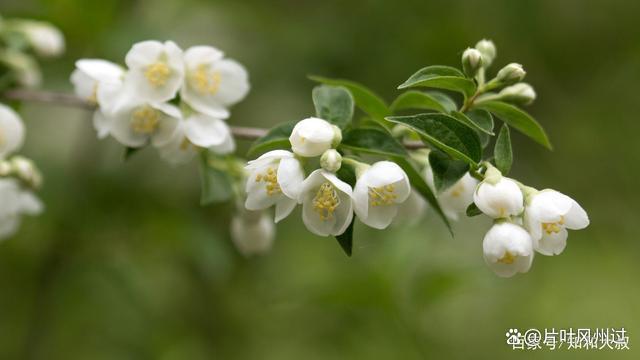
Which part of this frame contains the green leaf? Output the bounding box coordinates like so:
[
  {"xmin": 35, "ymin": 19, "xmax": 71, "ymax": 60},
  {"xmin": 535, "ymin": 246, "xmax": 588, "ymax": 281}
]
[
  {"xmin": 475, "ymin": 100, "xmax": 552, "ymax": 149},
  {"xmin": 386, "ymin": 113, "xmax": 482, "ymax": 165},
  {"xmin": 398, "ymin": 65, "xmax": 476, "ymax": 98},
  {"xmin": 122, "ymin": 146, "xmax": 141, "ymax": 161},
  {"xmin": 466, "ymin": 203, "xmax": 482, "ymax": 217},
  {"xmin": 467, "ymin": 109, "xmax": 495, "ymax": 148},
  {"xmin": 340, "ymin": 127, "xmax": 408, "ymax": 157},
  {"xmin": 494, "ymin": 124, "xmax": 513, "ymax": 175},
  {"xmin": 247, "ymin": 121, "xmax": 295, "ymax": 157},
  {"xmin": 309, "ymin": 76, "xmax": 389, "ymax": 120},
  {"xmin": 312, "ymin": 85, "xmax": 354, "ymax": 129},
  {"xmin": 335, "ymin": 219, "xmax": 354, "ymax": 256},
  {"xmin": 394, "ymin": 157, "xmax": 452, "ymax": 235},
  {"xmin": 336, "ymin": 159, "xmax": 357, "ymax": 187},
  {"xmin": 390, "ymin": 90, "xmax": 457, "ymax": 113},
  {"xmin": 450, "ymin": 111, "xmax": 494, "ymax": 136},
  {"xmin": 199, "ymin": 153, "xmax": 234, "ymax": 205},
  {"xmin": 428, "ymin": 150, "xmax": 469, "ymax": 193}
]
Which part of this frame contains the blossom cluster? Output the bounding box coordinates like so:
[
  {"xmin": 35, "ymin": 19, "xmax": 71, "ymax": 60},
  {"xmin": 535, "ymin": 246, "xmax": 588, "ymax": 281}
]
[
  {"xmin": 71, "ymin": 40, "xmax": 250, "ymax": 164},
  {"xmin": 244, "ymin": 117, "xmax": 412, "ymax": 237}
]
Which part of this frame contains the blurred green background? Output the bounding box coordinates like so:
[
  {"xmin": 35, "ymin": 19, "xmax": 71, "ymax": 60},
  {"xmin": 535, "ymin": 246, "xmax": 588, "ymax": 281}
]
[{"xmin": 0, "ymin": 0, "xmax": 638, "ymax": 359}]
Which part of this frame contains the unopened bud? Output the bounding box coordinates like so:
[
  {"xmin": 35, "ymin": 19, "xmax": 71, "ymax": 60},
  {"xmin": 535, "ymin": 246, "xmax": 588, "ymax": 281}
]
[
  {"xmin": 496, "ymin": 63, "xmax": 526, "ymax": 85},
  {"xmin": 320, "ymin": 149, "xmax": 342, "ymax": 173},
  {"xmin": 462, "ymin": 48, "xmax": 483, "ymax": 77},
  {"xmin": 231, "ymin": 211, "xmax": 275, "ymax": 256},
  {"xmin": 498, "ymin": 83, "xmax": 536, "ymax": 105},
  {"xmin": 331, "ymin": 124, "xmax": 342, "ymax": 148},
  {"xmin": 11, "ymin": 156, "xmax": 42, "ymax": 188},
  {"xmin": 475, "ymin": 39, "xmax": 497, "ymax": 67}
]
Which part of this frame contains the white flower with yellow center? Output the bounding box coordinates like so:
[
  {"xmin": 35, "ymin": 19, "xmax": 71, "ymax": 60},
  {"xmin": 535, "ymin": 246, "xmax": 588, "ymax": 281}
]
[
  {"xmin": 231, "ymin": 210, "xmax": 275, "ymax": 256},
  {"xmin": 353, "ymin": 161, "xmax": 411, "ymax": 229},
  {"xmin": 0, "ymin": 104, "xmax": 25, "ymax": 159},
  {"xmin": 124, "ymin": 40, "xmax": 184, "ymax": 103},
  {"xmin": 298, "ymin": 169, "xmax": 353, "ymax": 236},
  {"xmin": 483, "ymin": 222, "xmax": 534, "ymax": 278},
  {"xmin": 180, "ymin": 46, "xmax": 250, "ymax": 119},
  {"xmin": 70, "ymin": 59, "xmax": 124, "ymax": 103},
  {"xmin": 106, "ymin": 102, "xmax": 181, "ymax": 148},
  {"xmin": 524, "ymin": 189, "xmax": 589, "ymax": 256},
  {"xmin": 289, "ymin": 117, "xmax": 338, "ymax": 157},
  {"xmin": 425, "ymin": 167, "xmax": 479, "ymax": 220},
  {"xmin": 474, "ymin": 171, "xmax": 523, "ymax": 219},
  {"xmin": 0, "ymin": 178, "xmax": 43, "ymax": 240},
  {"xmin": 245, "ymin": 150, "xmax": 304, "ymax": 222}
]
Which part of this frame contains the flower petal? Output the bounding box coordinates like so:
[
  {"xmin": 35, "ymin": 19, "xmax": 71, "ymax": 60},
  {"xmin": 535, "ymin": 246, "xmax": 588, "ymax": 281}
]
[
  {"xmin": 277, "ymin": 157, "xmax": 304, "ymax": 200},
  {"xmin": 274, "ymin": 197, "xmax": 297, "ymax": 223},
  {"xmin": 182, "ymin": 114, "xmax": 230, "ymax": 148}
]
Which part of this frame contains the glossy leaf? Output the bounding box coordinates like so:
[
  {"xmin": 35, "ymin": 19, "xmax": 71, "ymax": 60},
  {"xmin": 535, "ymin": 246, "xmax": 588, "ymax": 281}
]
[
  {"xmin": 312, "ymin": 85, "xmax": 354, "ymax": 129},
  {"xmin": 398, "ymin": 65, "xmax": 476, "ymax": 98},
  {"xmin": 466, "ymin": 203, "xmax": 482, "ymax": 217},
  {"xmin": 428, "ymin": 150, "xmax": 469, "ymax": 193},
  {"xmin": 390, "ymin": 90, "xmax": 457, "ymax": 113},
  {"xmin": 340, "ymin": 127, "xmax": 408, "ymax": 157},
  {"xmin": 476, "ymin": 100, "xmax": 552, "ymax": 149},
  {"xmin": 335, "ymin": 219, "xmax": 354, "ymax": 256},
  {"xmin": 451, "ymin": 111, "xmax": 494, "ymax": 136},
  {"xmin": 309, "ymin": 76, "xmax": 390, "ymax": 120},
  {"xmin": 247, "ymin": 121, "xmax": 295, "ymax": 157},
  {"xmin": 494, "ymin": 124, "xmax": 513, "ymax": 175},
  {"xmin": 386, "ymin": 113, "xmax": 482, "ymax": 165}
]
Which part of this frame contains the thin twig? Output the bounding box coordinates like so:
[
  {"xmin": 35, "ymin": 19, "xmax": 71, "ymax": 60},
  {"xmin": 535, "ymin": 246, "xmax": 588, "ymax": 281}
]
[{"xmin": 1, "ymin": 89, "xmax": 426, "ymax": 149}]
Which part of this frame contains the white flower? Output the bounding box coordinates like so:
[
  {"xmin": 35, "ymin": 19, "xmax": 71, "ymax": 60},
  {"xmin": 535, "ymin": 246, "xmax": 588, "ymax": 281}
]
[
  {"xmin": 289, "ymin": 117, "xmax": 337, "ymax": 157},
  {"xmin": 0, "ymin": 103, "xmax": 25, "ymax": 158},
  {"xmin": 524, "ymin": 189, "xmax": 589, "ymax": 256},
  {"xmin": 298, "ymin": 169, "xmax": 353, "ymax": 236},
  {"xmin": 0, "ymin": 178, "xmax": 42, "ymax": 240},
  {"xmin": 393, "ymin": 190, "xmax": 427, "ymax": 226},
  {"xmin": 70, "ymin": 59, "xmax": 124, "ymax": 103},
  {"xmin": 425, "ymin": 167, "xmax": 478, "ymax": 220},
  {"xmin": 353, "ymin": 161, "xmax": 410, "ymax": 229},
  {"xmin": 180, "ymin": 46, "xmax": 250, "ymax": 119},
  {"xmin": 20, "ymin": 21, "xmax": 65, "ymax": 58},
  {"xmin": 483, "ymin": 222, "xmax": 534, "ymax": 278},
  {"xmin": 124, "ymin": 40, "xmax": 184, "ymax": 103},
  {"xmin": 245, "ymin": 150, "xmax": 304, "ymax": 222},
  {"xmin": 231, "ymin": 211, "xmax": 275, "ymax": 256},
  {"xmin": 105, "ymin": 102, "xmax": 181, "ymax": 148},
  {"xmin": 474, "ymin": 176, "xmax": 523, "ymax": 219}
]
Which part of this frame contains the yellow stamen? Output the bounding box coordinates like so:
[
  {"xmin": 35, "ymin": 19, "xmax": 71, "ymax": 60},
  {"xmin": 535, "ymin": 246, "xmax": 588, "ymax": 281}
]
[
  {"xmin": 255, "ymin": 167, "xmax": 281, "ymax": 196},
  {"xmin": 190, "ymin": 64, "xmax": 221, "ymax": 95},
  {"xmin": 368, "ymin": 184, "xmax": 397, "ymax": 207},
  {"xmin": 144, "ymin": 62, "xmax": 171, "ymax": 87},
  {"xmin": 542, "ymin": 216, "xmax": 565, "ymax": 235},
  {"xmin": 498, "ymin": 251, "xmax": 516, "ymax": 264},
  {"xmin": 313, "ymin": 182, "xmax": 340, "ymax": 221},
  {"xmin": 131, "ymin": 106, "xmax": 160, "ymax": 134}
]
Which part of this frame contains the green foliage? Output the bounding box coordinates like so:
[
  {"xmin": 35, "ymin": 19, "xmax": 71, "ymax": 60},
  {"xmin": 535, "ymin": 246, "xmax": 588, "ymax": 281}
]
[
  {"xmin": 122, "ymin": 146, "xmax": 141, "ymax": 161},
  {"xmin": 390, "ymin": 90, "xmax": 457, "ymax": 113},
  {"xmin": 494, "ymin": 124, "xmax": 513, "ymax": 175},
  {"xmin": 450, "ymin": 111, "xmax": 494, "ymax": 136},
  {"xmin": 428, "ymin": 150, "xmax": 469, "ymax": 193},
  {"xmin": 398, "ymin": 65, "xmax": 476, "ymax": 98},
  {"xmin": 309, "ymin": 76, "xmax": 390, "ymax": 121},
  {"xmin": 340, "ymin": 127, "xmax": 407, "ymax": 157},
  {"xmin": 199, "ymin": 152, "xmax": 234, "ymax": 205},
  {"xmin": 466, "ymin": 203, "xmax": 483, "ymax": 217},
  {"xmin": 312, "ymin": 85, "xmax": 355, "ymax": 129},
  {"xmin": 335, "ymin": 219, "xmax": 354, "ymax": 256},
  {"xmin": 386, "ymin": 113, "xmax": 482, "ymax": 165},
  {"xmin": 247, "ymin": 121, "xmax": 295, "ymax": 157},
  {"xmin": 475, "ymin": 100, "xmax": 551, "ymax": 149}
]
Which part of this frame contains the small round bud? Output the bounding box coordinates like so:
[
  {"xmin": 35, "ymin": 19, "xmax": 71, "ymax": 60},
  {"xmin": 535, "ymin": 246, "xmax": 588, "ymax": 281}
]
[
  {"xmin": 475, "ymin": 39, "xmax": 497, "ymax": 67},
  {"xmin": 331, "ymin": 124, "xmax": 342, "ymax": 148},
  {"xmin": 498, "ymin": 83, "xmax": 536, "ymax": 105},
  {"xmin": 496, "ymin": 63, "xmax": 526, "ymax": 85},
  {"xmin": 320, "ymin": 149, "xmax": 342, "ymax": 173},
  {"xmin": 462, "ymin": 48, "xmax": 483, "ymax": 77}
]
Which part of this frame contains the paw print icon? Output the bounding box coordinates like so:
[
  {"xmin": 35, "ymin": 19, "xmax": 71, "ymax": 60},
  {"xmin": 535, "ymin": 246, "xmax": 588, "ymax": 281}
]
[{"xmin": 506, "ymin": 328, "xmax": 523, "ymax": 348}]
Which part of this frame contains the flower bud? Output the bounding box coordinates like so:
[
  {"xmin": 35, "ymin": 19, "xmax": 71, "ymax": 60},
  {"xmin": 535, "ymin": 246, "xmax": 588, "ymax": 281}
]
[
  {"xmin": 10, "ymin": 156, "xmax": 42, "ymax": 189},
  {"xmin": 496, "ymin": 63, "xmax": 526, "ymax": 85},
  {"xmin": 474, "ymin": 170, "xmax": 524, "ymax": 219},
  {"xmin": 289, "ymin": 117, "xmax": 336, "ymax": 157},
  {"xmin": 231, "ymin": 211, "xmax": 275, "ymax": 256},
  {"xmin": 320, "ymin": 149, "xmax": 342, "ymax": 173},
  {"xmin": 483, "ymin": 222, "xmax": 533, "ymax": 277},
  {"xmin": 19, "ymin": 21, "xmax": 65, "ymax": 58},
  {"xmin": 498, "ymin": 83, "xmax": 536, "ymax": 105},
  {"xmin": 461, "ymin": 48, "xmax": 483, "ymax": 77},
  {"xmin": 475, "ymin": 39, "xmax": 497, "ymax": 67}
]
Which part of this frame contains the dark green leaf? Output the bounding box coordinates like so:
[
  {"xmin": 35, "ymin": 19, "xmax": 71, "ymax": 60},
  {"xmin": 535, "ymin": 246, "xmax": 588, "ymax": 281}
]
[
  {"xmin": 450, "ymin": 111, "xmax": 494, "ymax": 136},
  {"xmin": 336, "ymin": 160, "xmax": 357, "ymax": 187},
  {"xmin": 312, "ymin": 85, "xmax": 354, "ymax": 129},
  {"xmin": 199, "ymin": 153, "xmax": 234, "ymax": 205},
  {"xmin": 309, "ymin": 76, "xmax": 389, "ymax": 120},
  {"xmin": 394, "ymin": 157, "xmax": 452, "ymax": 235},
  {"xmin": 476, "ymin": 100, "xmax": 552, "ymax": 149},
  {"xmin": 398, "ymin": 65, "xmax": 476, "ymax": 98},
  {"xmin": 467, "ymin": 109, "xmax": 495, "ymax": 148},
  {"xmin": 494, "ymin": 124, "xmax": 513, "ymax": 175},
  {"xmin": 466, "ymin": 203, "xmax": 482, "ymax": 217},
  {"xmin": 340, "ymin": 127, "xmax": 407, "ymax": 157},
  {"xmin": 335, "ymin": 219, "xmax": 354, "ymax": 256},
  {"xmin": 247, "ymin": 121, "xmax": 295, "ymax": 157},
  {"xmin": 386, "ymin": 113, "xmax": 482, "ymax": 165},
  {"xmin": 122, "ymin": 146, "xmax": 141, "ymax": 161},
  {"xmin": 390, "ymin": 90, "xmax": 457, "ymax": 113},
  {"xmin": 428, "ymin": 150, "xmax": 469, "ymax": 193}
]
